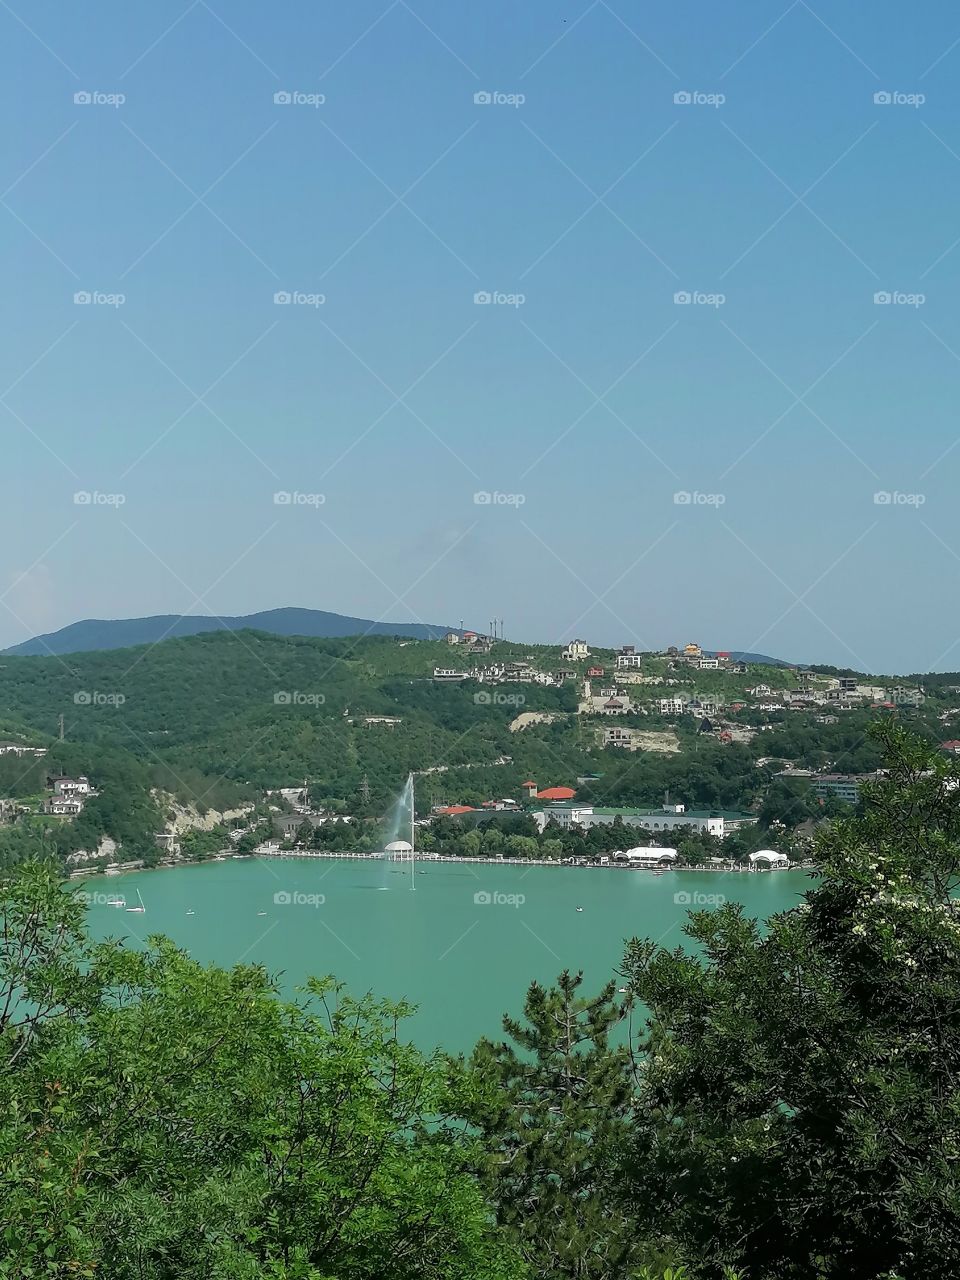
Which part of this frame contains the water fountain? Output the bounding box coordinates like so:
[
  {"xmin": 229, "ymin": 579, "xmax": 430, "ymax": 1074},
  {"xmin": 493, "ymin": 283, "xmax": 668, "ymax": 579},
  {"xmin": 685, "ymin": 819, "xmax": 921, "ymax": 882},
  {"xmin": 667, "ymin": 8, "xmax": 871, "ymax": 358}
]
[{"xmin": 380, "ymin": 773, "xmax": 416, "ymax": 889}]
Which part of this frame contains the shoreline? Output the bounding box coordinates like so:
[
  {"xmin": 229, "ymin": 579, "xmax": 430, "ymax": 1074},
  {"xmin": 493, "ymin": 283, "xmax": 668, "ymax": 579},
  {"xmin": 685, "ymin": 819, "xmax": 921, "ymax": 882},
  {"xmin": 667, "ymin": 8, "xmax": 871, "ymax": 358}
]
[{"xmin": 74, "ymin": 849, "xmax": 815, "ymax": 880}]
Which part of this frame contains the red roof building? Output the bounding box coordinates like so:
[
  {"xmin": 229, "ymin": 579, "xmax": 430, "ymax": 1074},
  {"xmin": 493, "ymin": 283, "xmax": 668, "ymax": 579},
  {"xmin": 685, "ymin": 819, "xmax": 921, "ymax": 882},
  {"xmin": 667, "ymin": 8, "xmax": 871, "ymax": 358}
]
[
  {"xmin": 534, "ymin": 786, "xmax": 576, "ymax": 802},
  {"xmin": 433, "ymin": 805, "xmax": 476, "ymax": 816}
]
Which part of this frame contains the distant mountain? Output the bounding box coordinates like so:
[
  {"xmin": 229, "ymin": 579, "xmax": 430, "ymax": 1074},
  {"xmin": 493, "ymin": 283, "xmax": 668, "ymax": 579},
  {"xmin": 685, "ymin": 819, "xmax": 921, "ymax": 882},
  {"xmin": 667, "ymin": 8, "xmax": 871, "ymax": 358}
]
[
  {"xmin": 706, "ymin": 650, "xmax": 793, "ymax": 668},
  {"xmin": 3, "ymin": 608, "xmax": 457, "ymax": 657}
]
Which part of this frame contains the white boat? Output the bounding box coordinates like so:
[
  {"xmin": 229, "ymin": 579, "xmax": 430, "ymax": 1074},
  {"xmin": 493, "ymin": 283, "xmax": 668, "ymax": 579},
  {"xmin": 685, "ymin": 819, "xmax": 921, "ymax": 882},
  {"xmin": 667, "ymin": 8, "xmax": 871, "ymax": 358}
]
[
  {"xmin": 107, "ymin": 896, "xmax": 126, "ymax": 908},
  {"xmin": 186, "ymin": 909, "xmax": 195, "ymax": 916},
  {"xmin": 125, "ymin": 889, "xmax": 146, "ymax": 914},
  {"xmin": 257, "ymin": 911, "xmax": 267, "ymax": 916}
]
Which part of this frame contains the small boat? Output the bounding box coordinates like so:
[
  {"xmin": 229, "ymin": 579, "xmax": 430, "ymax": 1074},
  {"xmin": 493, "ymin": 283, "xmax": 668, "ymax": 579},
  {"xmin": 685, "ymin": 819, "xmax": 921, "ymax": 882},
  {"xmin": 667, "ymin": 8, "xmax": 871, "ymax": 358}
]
[
  {"xmin": 125, "ymin": 889, "xmax": 146, "ymax": 914},
  {"xmin": 576, "ymin": 907, "xmax": 583, "ymax": 913},
  {"xmin": 107, "ymin": 896, "xmax": 126, "ymax": 908},
  {"xmin": 186, "ymin": 909, "xmax": 195, "ymax": 916},
  {"xmin": 257, "ymin": 911, "xmax": 267, "ymax": 916},
  {"xmin": 618, "ymin": 987, "xmax": 628, "ymax": 994}
]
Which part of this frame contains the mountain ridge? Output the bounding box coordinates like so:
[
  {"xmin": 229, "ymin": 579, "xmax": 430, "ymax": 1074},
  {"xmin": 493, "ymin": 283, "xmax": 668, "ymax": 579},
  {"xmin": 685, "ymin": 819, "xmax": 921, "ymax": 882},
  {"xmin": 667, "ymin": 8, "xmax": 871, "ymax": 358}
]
[{"xmin": 3, "ymin": 607, "xmax": 457, "ymax": 657}]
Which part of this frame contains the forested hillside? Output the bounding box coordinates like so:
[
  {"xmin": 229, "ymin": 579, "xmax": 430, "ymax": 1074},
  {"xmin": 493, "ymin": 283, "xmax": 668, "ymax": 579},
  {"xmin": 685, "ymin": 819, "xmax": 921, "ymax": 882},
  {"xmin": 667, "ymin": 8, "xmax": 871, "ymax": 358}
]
[{"xmin": 0, "ymin": 630, "xmax": 951, "ymax": 870}]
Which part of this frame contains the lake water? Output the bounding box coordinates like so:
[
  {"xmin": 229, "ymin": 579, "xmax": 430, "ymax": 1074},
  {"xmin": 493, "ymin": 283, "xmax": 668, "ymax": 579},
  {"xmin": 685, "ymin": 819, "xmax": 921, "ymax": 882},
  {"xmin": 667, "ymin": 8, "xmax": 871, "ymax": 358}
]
[{"xmin": 83, "ymin": 858, "xmax": 811, "ymax": 1054}]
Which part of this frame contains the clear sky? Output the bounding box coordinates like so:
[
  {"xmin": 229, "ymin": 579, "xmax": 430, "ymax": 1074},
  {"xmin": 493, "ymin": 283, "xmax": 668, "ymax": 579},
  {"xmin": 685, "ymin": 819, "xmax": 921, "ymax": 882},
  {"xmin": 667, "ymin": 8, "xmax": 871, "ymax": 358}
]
[{"xmin": 3, "ymin": 1, "xmax": 960, "ymax": 673}]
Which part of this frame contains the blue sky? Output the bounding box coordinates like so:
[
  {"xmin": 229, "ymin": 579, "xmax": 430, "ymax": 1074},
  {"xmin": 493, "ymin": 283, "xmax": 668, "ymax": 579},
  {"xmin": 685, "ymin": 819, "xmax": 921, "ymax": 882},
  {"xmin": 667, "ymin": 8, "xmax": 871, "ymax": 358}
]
[{"xmin": 4, "ymin": 1, "xmax": 960, "ymax": 672}]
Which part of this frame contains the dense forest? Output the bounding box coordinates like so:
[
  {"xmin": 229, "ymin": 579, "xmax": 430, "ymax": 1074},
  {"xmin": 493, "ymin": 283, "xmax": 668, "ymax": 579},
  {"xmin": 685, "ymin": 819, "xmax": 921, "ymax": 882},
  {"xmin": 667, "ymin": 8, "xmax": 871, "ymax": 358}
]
[{"xmin": 3, "ymin": 727, "xmax": 959, "ymax": 1278}]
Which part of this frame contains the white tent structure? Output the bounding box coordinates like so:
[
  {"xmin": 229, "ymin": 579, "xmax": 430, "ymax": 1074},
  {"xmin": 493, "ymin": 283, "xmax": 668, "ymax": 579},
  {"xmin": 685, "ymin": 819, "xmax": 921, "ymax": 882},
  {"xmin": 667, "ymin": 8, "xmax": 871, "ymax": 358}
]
[
  {"xmin": 385, "ymin": 839, "xmax": 414, "ymax": 861},
  {"xmin": 615, "ymin": 846, "xmax": 678, "ymax": 867},
  {"xmin": 749, "ymin": 849, "xmax": 789, "ymax": 869}
]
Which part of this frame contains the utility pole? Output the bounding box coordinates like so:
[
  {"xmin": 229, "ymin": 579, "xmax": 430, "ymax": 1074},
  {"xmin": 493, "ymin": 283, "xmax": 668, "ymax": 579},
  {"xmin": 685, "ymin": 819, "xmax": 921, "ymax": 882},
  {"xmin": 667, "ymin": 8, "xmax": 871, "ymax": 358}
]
[{"xmin": 58, "ymin": 713, "xmax": 64, "ymax": 741}]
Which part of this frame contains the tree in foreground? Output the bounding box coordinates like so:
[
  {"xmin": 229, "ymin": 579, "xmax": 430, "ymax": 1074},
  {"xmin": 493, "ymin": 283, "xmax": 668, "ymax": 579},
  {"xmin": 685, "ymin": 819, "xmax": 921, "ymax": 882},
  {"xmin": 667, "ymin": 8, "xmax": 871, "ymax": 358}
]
[
  {"xmin": 622, "ymin": 726, "xmax": 960, "ymax": 1279},
  {"xmin": 0, "ymin": 865, "xmax": 524, "ymax": 1280},
  {"xmin": 463, "ymin": 969, "xmax": 649, "ymax": 1279}
]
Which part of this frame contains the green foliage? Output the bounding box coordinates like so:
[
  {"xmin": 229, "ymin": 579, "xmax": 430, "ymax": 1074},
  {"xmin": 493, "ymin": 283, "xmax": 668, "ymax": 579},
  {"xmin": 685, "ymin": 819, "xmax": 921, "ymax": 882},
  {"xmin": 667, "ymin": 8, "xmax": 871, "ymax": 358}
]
[
  {"xmin": 0, "ymin": 864, "xmax": 525, "ymax": 1280},
  {"xmin": 620, "ymin": 725, "xmax": 960, "ymax": 1279},
  {"xmin": 465, "ymin": 970, "xmax": 643, "ymax": 1279}
]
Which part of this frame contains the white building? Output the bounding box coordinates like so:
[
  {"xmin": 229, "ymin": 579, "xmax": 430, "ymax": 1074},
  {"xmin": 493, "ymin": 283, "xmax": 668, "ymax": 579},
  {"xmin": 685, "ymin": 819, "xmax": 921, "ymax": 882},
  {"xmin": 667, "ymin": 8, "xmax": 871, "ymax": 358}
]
[
  {"xmin": 615, "ymin": 653, "xmax": 644, "ymax": 669},
  {"xmin": 658, "ymin": 697, "xmax": 688, "ymax": 716},
  {"xmin": 562, "ymin": 639, "xmax": 590, "ymax": 661},
  {"xmin": 54, "ymin": 777, "xmax": 91, "ymax": 797},
  {"xmin": 531, "ymin": 802, "xmax": 746, "ymax": 839},
  {"xmin": 45, "ymin": 796, "xmax": 84, "ymax": 816}
]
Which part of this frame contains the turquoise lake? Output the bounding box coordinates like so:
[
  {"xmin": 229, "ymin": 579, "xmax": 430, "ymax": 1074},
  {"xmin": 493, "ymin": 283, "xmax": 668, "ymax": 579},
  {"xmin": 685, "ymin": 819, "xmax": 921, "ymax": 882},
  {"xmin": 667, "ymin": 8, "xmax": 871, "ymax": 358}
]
[{"xmin": 83, "ymin": 858, "xmax": 811, "ymax": 1053}]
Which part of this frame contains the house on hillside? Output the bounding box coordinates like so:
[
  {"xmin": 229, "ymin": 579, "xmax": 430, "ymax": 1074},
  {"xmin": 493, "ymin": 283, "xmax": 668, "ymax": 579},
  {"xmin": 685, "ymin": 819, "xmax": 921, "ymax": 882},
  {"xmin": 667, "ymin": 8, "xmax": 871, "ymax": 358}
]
[
  {"xmin": 615, "ymin": 653, "xmax": 643, "ymax": 669},
  {"xmin": 561, "ymin": 639, "xmax": 590, "ymax": 661},
  {"xmin": 45, "ymin": 796, "xmax": 83, "ymax": 816},
  {"xmin": 53, "ymin": 777, "xmax": 92, "ymax": 797}
]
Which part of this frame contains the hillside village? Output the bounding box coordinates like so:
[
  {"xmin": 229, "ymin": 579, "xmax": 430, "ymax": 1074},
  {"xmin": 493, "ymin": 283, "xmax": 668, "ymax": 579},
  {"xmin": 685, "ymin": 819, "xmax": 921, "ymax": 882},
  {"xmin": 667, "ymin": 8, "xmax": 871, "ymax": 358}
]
[{"xmin": 0, "ymin": 626, "xmax": 955, "ymax": 877}]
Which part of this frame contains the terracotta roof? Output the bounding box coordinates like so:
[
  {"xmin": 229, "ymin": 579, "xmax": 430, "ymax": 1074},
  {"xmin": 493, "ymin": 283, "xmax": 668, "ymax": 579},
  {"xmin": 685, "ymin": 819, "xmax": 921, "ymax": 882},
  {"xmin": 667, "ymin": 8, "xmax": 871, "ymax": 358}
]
[
  {"xmin": 536, "ymin": 786, "xmax": 576, "ymax": 801},
  {"xmin": 435, "ymin": 805, "xmax": 476, "ymax": 816}
]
